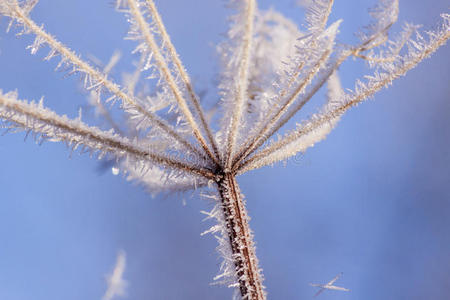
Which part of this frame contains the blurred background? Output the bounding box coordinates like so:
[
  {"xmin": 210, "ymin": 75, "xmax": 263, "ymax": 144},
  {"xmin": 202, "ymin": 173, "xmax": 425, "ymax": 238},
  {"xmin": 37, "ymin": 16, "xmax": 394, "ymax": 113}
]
[{"xmin": 0, "ymin": 0, "xmax": 449, "ymax": 299}]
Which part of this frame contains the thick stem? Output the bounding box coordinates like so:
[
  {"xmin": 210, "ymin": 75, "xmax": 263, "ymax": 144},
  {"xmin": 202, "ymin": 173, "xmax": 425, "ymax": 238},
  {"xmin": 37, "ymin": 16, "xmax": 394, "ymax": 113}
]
[{"xmin": 217, "ymin": 173, "xmax": 265, "ymax": 300}]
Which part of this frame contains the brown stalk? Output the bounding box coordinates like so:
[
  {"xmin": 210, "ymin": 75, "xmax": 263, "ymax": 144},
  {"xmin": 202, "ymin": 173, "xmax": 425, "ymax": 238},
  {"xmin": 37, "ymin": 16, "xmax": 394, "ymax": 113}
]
[{"xmin": 217, "ymin": 173, "xmax": 266, "ymax": 300}]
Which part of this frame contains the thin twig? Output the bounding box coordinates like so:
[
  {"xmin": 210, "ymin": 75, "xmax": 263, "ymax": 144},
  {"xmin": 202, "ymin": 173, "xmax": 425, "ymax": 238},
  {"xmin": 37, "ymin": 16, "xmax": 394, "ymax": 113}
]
[
  {"xmin": 0, "ymin": 92, "xmax": 215, "ymax": 179},
  {"xmin": 225, "ymin": 0, "xmax": 256, "ymax": 169},
  {"xmin": 239, "ymin": 27, "xmax": 450, "ymax": 172},
  {"xmin": 126, "ymin": 0, "xmax": 220, "ymax": 166},
  {"xmin": 232, "ymin": 0, "xmax": 336, "ymax": 169},
  {"xmin": 8, "ymin": 3, "xmax": 206, "ymax": 161},
  {"xmin": 234, "ymin": 20, "xmax": 407, "ymax": 168},
  {"xmin": 144, "ymin": 0, "xmax": 220, "ymax": 161},
  {"xmin": 232, "ymin": 50, "xmax": 331, "ymax": 168}
]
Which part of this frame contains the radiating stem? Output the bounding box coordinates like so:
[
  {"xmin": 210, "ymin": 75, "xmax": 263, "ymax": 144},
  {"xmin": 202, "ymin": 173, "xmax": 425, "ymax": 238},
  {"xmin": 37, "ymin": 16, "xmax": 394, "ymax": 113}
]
[
  {"xmin": 217, "ymin": 173, "xmax": 265, "ymax": 300},
  {"xmin": 225, "ymin": 0, "xmax": 256, "ymax": 169},
  {"xmin": 232, "ymin": 50, "xmax": 331, "ymax": 168},
  {"xmin": 144, "ymin": 0, "xmax": 220, "ymax": 161},
  {"xmin": 126, "ymin": 0, "xmax": 220, "ymax": 167},
  {"xmin": 6, "ymin": 3, "xmax": 205, "ymax": 160}
]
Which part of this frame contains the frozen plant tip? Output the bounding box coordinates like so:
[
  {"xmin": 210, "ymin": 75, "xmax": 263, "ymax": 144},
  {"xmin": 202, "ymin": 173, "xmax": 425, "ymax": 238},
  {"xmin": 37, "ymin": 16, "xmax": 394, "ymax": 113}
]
[{"xmin": 0, "ymin": 0, "xmax": 449, "ymax": 299}]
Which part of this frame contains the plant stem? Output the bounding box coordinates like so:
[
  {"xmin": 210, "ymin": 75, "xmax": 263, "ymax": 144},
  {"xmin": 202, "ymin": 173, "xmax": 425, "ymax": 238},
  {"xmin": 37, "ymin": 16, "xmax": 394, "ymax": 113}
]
[{"xmin": 217, "ymin": 173, "xmax": 265, "ymax": 300}]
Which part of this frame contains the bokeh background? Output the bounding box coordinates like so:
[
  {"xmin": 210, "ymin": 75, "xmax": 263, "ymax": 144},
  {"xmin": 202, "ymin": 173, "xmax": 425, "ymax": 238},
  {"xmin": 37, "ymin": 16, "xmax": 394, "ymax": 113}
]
[{"xmin": 0, "ymin": 0, "xmax": 449, "ymax": 299}]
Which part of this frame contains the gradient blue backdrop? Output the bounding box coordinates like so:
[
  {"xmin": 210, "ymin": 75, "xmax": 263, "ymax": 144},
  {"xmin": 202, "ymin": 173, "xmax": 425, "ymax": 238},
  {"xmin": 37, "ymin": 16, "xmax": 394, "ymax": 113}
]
[{"xmin": 0, "ymin": 1, "xmax": 449, "ymax": 299}]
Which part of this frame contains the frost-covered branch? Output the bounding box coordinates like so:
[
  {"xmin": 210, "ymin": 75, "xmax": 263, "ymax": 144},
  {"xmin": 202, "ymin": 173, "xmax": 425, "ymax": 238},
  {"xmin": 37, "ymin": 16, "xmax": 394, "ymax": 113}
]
[
  {"xmin": 233, "ymin": 0, "xmax": 408, "ymax": 167},
  {"xmin": 240, "ymin": 14, "xmax": 450, "ymax": 172},
  {"xmin": 232, "ymin": 1, "xmax": 337, "ymax": 168},
  {"xmin": 124, "ymin": 163, "xmax": 207, "ymax": 197},
  {"xmin": 241, "ymin": 53, "xmax": 348, "ymax": 164},
  {"xmin": 119, "ymin": 0, "xmax": 220, "ymax": 166},
  {"xmin": 0, "ymin": 91, "xmax": 215, "ymax": 179},
  {"xmin": 223, "ymin": 0, "xmax": 256, "ymax": 169},
  {"xmin": 358, "ymin": 0, "xmax": 399, "ymax": 50},
  {"xmin": 245, "ymin": 9, "xmax": 302, "ymax": 115},
  {"xmin": 144, "ymin": 0, "xmax": 220, "ymax": 161},
  {"xmin": 354, "ymin": 23, "xmax": 419, "ymax": 66},
  {"xmin": 233, "ymin": 21, "xmax": 340, "ymax": 168},
  {"xmin": 304, "ymin": 0, "xmax": 334, "ymax": 33},
  {"xmin": 0, "ymin": 0, "xmax": 206, "ymax": 161}
]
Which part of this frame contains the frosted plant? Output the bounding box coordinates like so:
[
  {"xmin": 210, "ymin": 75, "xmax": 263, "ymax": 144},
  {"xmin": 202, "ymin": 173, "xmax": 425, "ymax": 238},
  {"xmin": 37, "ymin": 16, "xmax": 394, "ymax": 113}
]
[{"xmin": 0, "ymin": 0, "xmax": 448, "ymax": 299}]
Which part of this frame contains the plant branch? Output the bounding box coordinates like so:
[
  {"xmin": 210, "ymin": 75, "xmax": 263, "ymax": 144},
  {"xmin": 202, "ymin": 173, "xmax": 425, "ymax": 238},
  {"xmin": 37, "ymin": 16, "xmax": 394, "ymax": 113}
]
[
  {"xmin": 144, "ymin": 0, "xmax": 220, "ymax": 161},
  {"xmin": 2, "ymin": 2, "xmax": 207, "ymax": 162},
  {"xmin": 0, "ymin": 91, "xmax": 215, "ymax": 179},
  {"xmin": 225, "ymin": 0, "xmax": 256, "ymax": 169},
  {"xmin": 234, "ymin": 17, "xmax": 414, "ymax": 169},
  {"xmin": 126, "ymin": 0, "xmax": 220, "ymax": 166},
  {"xmin": 239, "ymin": 20, "xmax": 450, "ymax": 173},
  {"xmin": 232, "ymin": 49, "xmax": 331, "ymax": 169}
]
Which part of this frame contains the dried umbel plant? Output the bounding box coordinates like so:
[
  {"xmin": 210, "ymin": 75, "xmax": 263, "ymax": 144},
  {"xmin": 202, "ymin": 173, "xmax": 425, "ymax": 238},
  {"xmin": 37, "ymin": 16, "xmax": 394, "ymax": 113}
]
[{"xmin": 0, "ymin": 0, "xmax": 448, "ymax": 299}]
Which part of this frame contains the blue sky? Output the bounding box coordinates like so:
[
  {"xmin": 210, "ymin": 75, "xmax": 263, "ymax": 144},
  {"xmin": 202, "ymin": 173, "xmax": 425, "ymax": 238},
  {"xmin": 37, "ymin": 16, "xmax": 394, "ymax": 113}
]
[{"xmin": 0, "ymin": 0, "xmax": 449, "ymax": 299}]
